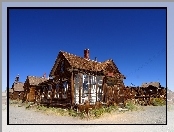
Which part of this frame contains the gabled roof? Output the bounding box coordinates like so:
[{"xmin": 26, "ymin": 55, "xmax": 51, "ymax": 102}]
[
  {"xmin": 12, "ymin": 82, "xmax": 24, "ymax": 91},
  {"xmin": 50, "ymin": 51, "xmax": 122, "ymax": 76},
  {"xmin": 26, "ymin": 76, "xmax": 48, "ymax": 86}
]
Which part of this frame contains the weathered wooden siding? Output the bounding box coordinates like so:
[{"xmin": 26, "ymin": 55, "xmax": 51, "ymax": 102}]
[
  {"xmin": 27, "ymin": 87, "xmax": 36, "ymax": 102},
  {"xmin": 12, "ymin": 91, "xmax": 19, "ymax": 100}
]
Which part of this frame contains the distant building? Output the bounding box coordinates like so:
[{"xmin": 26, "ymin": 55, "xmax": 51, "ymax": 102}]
[
  {"xmin": 141, "ymin": 82, "xmax": 161, "ymax": 88},
  {"xmin": 23, "ymin": 76, "xmax": 48, "ymax": 102},
  {"xmin": 11, "ymin": 82, "xmax": 24, "ymax": 100}
]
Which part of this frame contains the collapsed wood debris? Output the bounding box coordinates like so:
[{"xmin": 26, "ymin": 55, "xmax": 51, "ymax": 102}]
[{"xmin": 124, "ymin": 83, "xmax": 166, "ymax": 106}]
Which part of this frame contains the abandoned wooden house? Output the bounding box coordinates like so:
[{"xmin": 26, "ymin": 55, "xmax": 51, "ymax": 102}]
[
  {"xmin": 23, "ymin": 76, "xmax": 48, "ymax": 102},
  {"xmin": 46, "ymin": 49, "xmax": 126, "ymax": 108},
  {"xmin": 11, "ymin": 82, "xmax": 24, "ymax": 100}
]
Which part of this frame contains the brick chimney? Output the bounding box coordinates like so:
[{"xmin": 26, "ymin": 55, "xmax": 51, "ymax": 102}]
[{"xmin": 84, "ymin": 49, "xmax": 89, "ymax": 60}]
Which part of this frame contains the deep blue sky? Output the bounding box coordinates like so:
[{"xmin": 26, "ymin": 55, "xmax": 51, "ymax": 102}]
[{"xmin": 8, "ymin": 8, "xmax": 166, "ymax": 91}]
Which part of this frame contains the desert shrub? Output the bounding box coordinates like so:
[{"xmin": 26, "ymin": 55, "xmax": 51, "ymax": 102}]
[
  {"xmin": 36, "ymin": 105, "xmax": 47, "ymax": 111},
  {"xmin": 35, "ymin": 105, "xmax": 69, "ymax": 116},
  {"xmin": 151, "ymin": 98, "xmax": 166, "ymax": 106},
  {"xmin": 68, "ymin": 109, "xmax": 78, "ymax": 117},
  {"xmin": 9, "ymin": 99, "xmax": 20, "ymax": 104},
  {"xmin": 125, "ymin": 100, "xmax": 138, "ymax": 111},
  {"xmin": 90, "ymin": 107, "xmax": 105, "ymax": 118},
  {"xmin": 56, "ymin": 108, "xmax": 68, "ymax": 116},
  {"xmin": 105, "ymin": 105, "xmax": 118, "ymax": 113},
  {"xmin": 76, "ymin": 111, "xmax": 86, "ymax": 119},
  {"xmin": 89, "ymin": 105, "xmax": 118, "ymax": 118}
]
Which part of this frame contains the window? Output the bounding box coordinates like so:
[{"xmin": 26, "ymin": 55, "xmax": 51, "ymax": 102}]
[
  {"xmin": 106, "ymin": 76, "xmax": 117, "ymax": 86},
  {"xmin": 60, "ymin": 61, "xmax": 64, "ymax": 72},
  {"xmin": 55, "ymin": 84, "xmax": 60, "ymax": 98},
  {"xmin": 74, "ymin": 74, "xmax": 104, "ymax": 104},
  {"xmin": 96, "ymin": 76, "xmax": 103, "ymax": 101},
  {"xmin": 62, "ymin": 81, "xmax": 68, "ymax": 99},
  {"xmin": 83, "ymin": 75, "xmax": 89, "ymax": 94}
]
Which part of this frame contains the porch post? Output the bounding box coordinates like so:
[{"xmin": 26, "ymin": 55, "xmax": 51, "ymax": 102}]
[
  {"xmin": 79, "ymin": 73, "xmax": 83, "ymax": 104},
  {"xmin": 71, "ymin": 71, "xmax": 74, "ymax": 105}
]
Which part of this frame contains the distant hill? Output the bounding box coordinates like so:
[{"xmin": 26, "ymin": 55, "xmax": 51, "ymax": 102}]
[{"xmin": 167, "ymin": 88, "xmax": 174, "ymax": 100}]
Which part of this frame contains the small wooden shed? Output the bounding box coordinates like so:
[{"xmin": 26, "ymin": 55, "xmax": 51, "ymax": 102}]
[
  {"xmin": 11, "ymin": 82, "xmax": 24, "ymax": 100},
  {"xmin": 23, "ymin": 76, "xmax": 48, "ymax": 102}
]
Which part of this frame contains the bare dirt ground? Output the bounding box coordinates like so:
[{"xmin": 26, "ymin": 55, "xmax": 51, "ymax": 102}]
[
  {"xmin": 2, "ymin": 96, "xmax": 174, "ymax": 132},
  {"xmin": 8, "ymin": 105, "xmax": 167, "ymax": 124}
]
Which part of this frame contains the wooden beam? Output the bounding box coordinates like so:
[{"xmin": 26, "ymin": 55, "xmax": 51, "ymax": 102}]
[
  {"xmin": 71, "ymin": 72, "xmax": 74, "ymax": 105},
  {"xmin": 96, "ymin": 76, "xmax": 98, "ymax": 102},
  {"xmin": 60, "ymin": 82, "xmax": 63, "ymax": 99},
  {"xmin": 79, "ymin": 73, "xmax": 83, "ymax": 104},
  {"xmin": 88, "ymin": 75, "xmax": 90, "ymax": 101},
  {"xmin": 88, "ymin": 75, "xmax": 92, "ymax": 100},
  {"xmin": 102, "ymin": 78, "xmax": 106, "ymax": 102},
  {"xmin": 82, "ymin": 74, "xmax": 84, "ymax": 98}
]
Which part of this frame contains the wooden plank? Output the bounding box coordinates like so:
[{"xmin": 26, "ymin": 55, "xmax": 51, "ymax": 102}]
[
  {"xmin": 74, "ymin": 75, "xmax": 78, "ymax": 104},
  {"xmin": 88, "ymin": 75, "xmax": 92, "ymax": 100},
  {"xmin": 102, "ymin": 77, "xmax": 107, "ymax": 102},
  {"xmin": 59, "ymin": 83, "xmax": 63, "ymax": 99},
  {"xmin": 79, "ymin": 73, "xmax": 83, "ymax": 104},
  {"xmin": 71, "ymin": 72, "xmax": 74, "ymax": 104},
  {"xmin": 96, "ymin": 76, "xmax": 98, "ymax": 102},
  {"xmin": 82, "ymin": 74, "xmax": 84, "ymax": 99},
  {"xmin": 88, "ymin": 75, "xmax": 90, "ymax": 101},
  {"xmin": 12, "ymin": 91, "xmax": 19, "ymax": 100},
  {"xmin": 67, "ymin": 80, "xmax": 71, "ymax": 99}
]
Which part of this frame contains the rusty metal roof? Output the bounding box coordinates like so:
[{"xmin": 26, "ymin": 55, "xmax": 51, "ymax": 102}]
[
  {"xmin": 12, "ymin": 82, "xmax": 24, "ymax": 91},
  {"xmin": 50, "ymin": 51, "xmax": 122, "ymax": 76}
]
